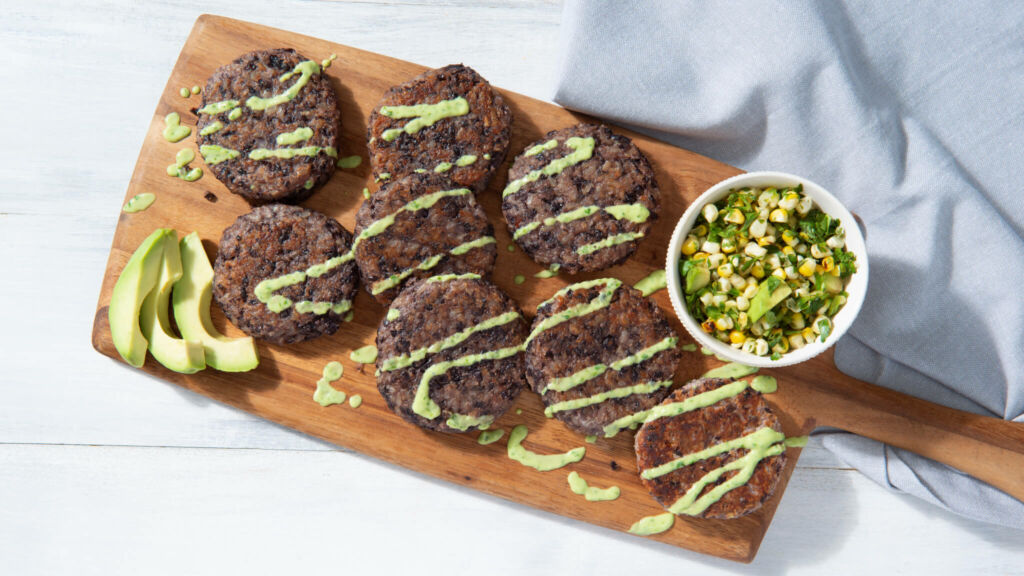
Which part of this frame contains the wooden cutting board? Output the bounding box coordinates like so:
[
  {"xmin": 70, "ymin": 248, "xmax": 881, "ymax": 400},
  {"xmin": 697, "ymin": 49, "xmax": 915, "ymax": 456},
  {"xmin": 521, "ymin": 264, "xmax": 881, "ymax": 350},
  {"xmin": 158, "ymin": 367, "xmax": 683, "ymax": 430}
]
[{"xmin": 90, "ymin": 15, "xmax": 1024, "ymax": 563}]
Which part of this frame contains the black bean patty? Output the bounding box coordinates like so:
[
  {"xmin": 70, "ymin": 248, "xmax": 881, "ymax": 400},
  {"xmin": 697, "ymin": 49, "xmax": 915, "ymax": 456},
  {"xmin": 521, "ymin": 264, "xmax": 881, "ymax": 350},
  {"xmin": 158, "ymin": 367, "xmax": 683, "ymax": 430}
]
[
  {"xmin": 501, "ymin": 124, "xmax": 660, "ymax": 274},
  {"xmin": 376, "ymin": 276, "xmax": 527, "ymax": 433},
  {"xmin": 525, "ymin": 279, "xmax": 681, "ymax": 436},
  {"xmin": 353, "ymin": 172, "xmax": 496, "ymax": 305},
  {"xmin": 213, "ymin": 204, "xmax": 358, "ymax": 345},
  {"xmin": 635, "ymin": 378, "xmax": 787, "ymax": 520},
  {"xmin": 367, "ymin": 64, "xmax": 512, "ymax": 192},
  {"xmin": 196, "ymin": 49, "xmax": 340, "ymax": 204}
]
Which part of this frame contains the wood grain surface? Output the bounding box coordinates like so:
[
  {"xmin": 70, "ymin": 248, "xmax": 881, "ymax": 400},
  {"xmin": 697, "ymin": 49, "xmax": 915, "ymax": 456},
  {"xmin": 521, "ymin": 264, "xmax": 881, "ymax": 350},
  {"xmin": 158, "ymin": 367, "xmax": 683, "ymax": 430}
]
[{"xmin": 89, "ymin": 15, "xmax": 1024, "ymax": 563}]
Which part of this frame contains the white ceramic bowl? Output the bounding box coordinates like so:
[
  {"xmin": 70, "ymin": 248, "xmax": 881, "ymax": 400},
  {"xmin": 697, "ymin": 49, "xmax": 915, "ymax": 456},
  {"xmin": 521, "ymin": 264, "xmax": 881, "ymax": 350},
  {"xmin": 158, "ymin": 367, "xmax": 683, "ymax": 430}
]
[{"xmin": 665, "ymin": 171, "xmax": 869, "ymax": 368}]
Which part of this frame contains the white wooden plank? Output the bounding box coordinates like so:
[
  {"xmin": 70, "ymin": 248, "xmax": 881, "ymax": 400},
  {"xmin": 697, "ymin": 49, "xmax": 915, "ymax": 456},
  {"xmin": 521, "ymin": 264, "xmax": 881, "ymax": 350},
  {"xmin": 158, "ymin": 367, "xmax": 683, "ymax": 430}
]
[{"xmin": 2, "ymin": 444, "xmax": 1021, "ymax": 575}]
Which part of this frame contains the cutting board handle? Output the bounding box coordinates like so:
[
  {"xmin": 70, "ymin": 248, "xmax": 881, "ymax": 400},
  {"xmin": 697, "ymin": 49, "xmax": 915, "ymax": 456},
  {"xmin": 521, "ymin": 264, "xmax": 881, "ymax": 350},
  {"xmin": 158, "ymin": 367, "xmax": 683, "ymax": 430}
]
[{"xmin": 783, "ymin": 349, "xmax": 1024, "ymax": 502}]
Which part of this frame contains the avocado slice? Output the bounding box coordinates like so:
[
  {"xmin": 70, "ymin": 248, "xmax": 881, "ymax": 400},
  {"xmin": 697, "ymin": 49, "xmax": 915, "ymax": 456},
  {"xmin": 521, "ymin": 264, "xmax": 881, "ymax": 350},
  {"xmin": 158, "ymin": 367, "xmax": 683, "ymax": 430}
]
[
  {"xmin": 684, "ymin": 261, "xmax": 711, "ymax": 294},
  {"xmin": 139, "ymin": 232, "xmax": 206, "ymax": 373},
  {"xmin": 172, "ymin": 232, "xmax": 259, "ymax": 372},
  {"xmin": 109, "ymin": 228, "xmax": 173, "ymax": 367},
  {"xmin": 747, "ymin": 278, "xmax": 793, "ymax": 323},
  {"xmin": 822, "ymin": 274, "xmax": 844, "ymax": 295}
]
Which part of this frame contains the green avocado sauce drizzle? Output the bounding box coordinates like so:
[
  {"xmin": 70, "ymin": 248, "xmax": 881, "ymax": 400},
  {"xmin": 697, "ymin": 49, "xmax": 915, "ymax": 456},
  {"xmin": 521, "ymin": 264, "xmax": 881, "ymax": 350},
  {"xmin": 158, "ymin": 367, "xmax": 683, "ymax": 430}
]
[
  {"xmin": 386, "ymin": 308, "xmax": 401, "ymax": 322},
  {"xmin": 634, "ymin": 269, "xmax": 667, "ymax": 297},
  {"xmin": 512, "ymin": 203, "xmax": 650, "ymax": 241},
  {"xmin": 544, "ymin": 380, "xmax": 673, "ymax": 417},
  {"xmin": 249, "ymin": 60, "xmax": 321, "ymax": 111},
  {"xmin": 350, "ymin": 345, "xmax": 378, "ymax": 365},
  {"xmin": 702, "ymin": 362, "xmax": 758, "ymax": 380},
  {"xmin": 447, "ymin": 413, "xmax": 494, "ymax": 432},
  {"xmin": 577, "ymin": 231, "xmax": 645, "ymax": 256},
  {"xmin": 253, "ymin": 188, "xmax": 473, "ymax": 316},
  {"xmin": 199, "ymin": 121, "xmax": 223, "ymax": 136},
  {"xmin": 197, "ymin": 100, "xmax": 239, "ymax": 115},
  {"xmin": 228, "ymin": 108, "xmax": 242, "ymax": 121},
  {"xmin": 680, "ymin": 343, "xmax": 697, "ymax": 352},
  {"xmin": 525, "ymin": 139, "xmax": 558, "ymax": 156},
  {"xmin": 380, "ymin": 96, "xmax": 469, "ymax": 142},
  {"xmin": 321, "ymin": 53, "xmax": 337, "ymax": 69},
  {"xmin": 313, "ymin": 361, "xmax": 347, "ymax": 407},
  {"xmin": 198, "ymin": 145, "xmax": 239, "ymax": 165},
  {"xmin": 567, "ymin": 471, "xmax": 620, "ymax": 501},
  {"xmin": 514, "ymin": 274, "xmax": 526, "ymax": 285},
  {"xmin": 276, "ymin": 127, "xmax": 313, "ymax": 146},
  {"xmin": 250, "ymin": 145, "xmax": 337, "ymax": 161},
  {"xmin": 369, "ymin": 236, "xmax": 496, "ymax": 295},
  {"xmin": 166, "ymin": 149, "xmax": 202, "ymax": 181},
  {"xmin": 349, "ymin": 395, "xmax": 362, "ymax": 408},
  {"xmin": 507, "ymin": 425, "xmax": 585, "ymax": 471},
  {"xmin": 477, "ymin": 429, "xmax": 505, "ymax": 445},
  {"xmin": 179, "ymin": 87, "xmax": 191, "ymax": 98},
  {"xmin": 162, "ymin": 112, "xmax": 191, "ymax": 142},
  {"xmin": 122, "ymin": 193, "xmax": 155, "ymax": 213},
  {"xmin": 503, "ymin": 137, "xmax": 595, "ymax": 198},
  {"xmin": 191, "ymin": 85, "xmax": 201, "ymax": 95},
  {"xmin": 337, "ymin": 155, "xmax": 362, "ymax": 169},
  {"xmin": 541, "ymin": 336, "xmax": 678, "ymax": 394},
  {"xmin": 379, "ymin": 277, "xmax": 625, "ymax": 426},
  {"xmin": 628, "ymin": 513, "xmax": 675, "ymax": 536}
]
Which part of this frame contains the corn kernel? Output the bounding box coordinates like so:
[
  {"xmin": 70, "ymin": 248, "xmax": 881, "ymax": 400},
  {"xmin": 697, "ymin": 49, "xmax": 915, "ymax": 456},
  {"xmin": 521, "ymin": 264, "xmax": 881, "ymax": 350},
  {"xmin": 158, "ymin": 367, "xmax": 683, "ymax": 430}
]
[
  {"xmin": 723, "ymin": 208, "xmax": 745, "ymax": 225},
  {"xmin": 810, "ymin": 244, "xmax": 832, "ymax": 259},
  {"xmin": 736, "ymin": 312, "xmax": 749, "ymax": 329},
  {"xmin": 729, "ymin": 274, "xmax": 746, "ymax": 289},
  {"xmin": 781, "ymin": 229, "xmax": 798, "ymax": 246},
  {"xmin": 701, "ymin": 320, "xmax": 716, "ymax": 333},
  {"xmin": 744, "ymin": 243, "xmax": 767, "ymax": 258},
  {"xmin": 779, "ymin": 192, "xmax": 800, "ymax": 210},
  {"xmin": 728, "ymin": 330, "xmax": 747, "ymax": 344},
  {"xmin": 769, "ymin": 208, "xmax": 788, "ymax": 223},
  {"xmin": 796, "ymin": 196, "xmax": 814, "ymax": 215},
  {"xmin": 708, "ymin": 253, "xmax": 726, "ymax": 268},
  {"xmin": 749, "ymin": 219, "xmax": 767, "ymax": 238},
  {"xmin": 720, "ymin": 237, "xmax": 737, "ymax": 253},
  {"xmin": 736, "ymin": 296, "xmax": 750, "ymax": 311},
  {"xmin": 742, "ymin": 339, "xmax": 757, "ymax": 354},
  {"xmin": 788, "ymin": 334, "xmax": 805, "ymax": 349},
  {"xmin": 782, "ymin": 245, "xmax": 795, "ymax": 256},
  {"xmin": 693, "ymin": 251, "xmax": 709, "ymax": 260},
  {"xmin": 798, "ymin": 259, "xmax": 817, "ymax": 277},
  {"xmin": 692, "ymin": 224, "xmax": 708, "ymax": 237},
  {"xmin": 772, "ymin": 338, "xmax": 790, "ymax": 354},
  {"xmin": 757, "ymin": 236, "xmax": 773, "ymax": 247},
  {"xmin": 801, "ymin": 327, "xmax": 815, "ymax": 342},
  {"xmin": 742, "ymin": 284, "xmax": 759, "ymax": 299},
  {"xmin": 830, "ymin": 265, "xmax": 841, "ymax": 277},
  {"xmin": 702, "ymin": 204, "xmax": 719, "ymax": 223},
  {"xmin": 772, "ymin": 268, "xmax": 787, "ymax": 280},
  {"xmin": 750, "ymin": 263, "xmax": 765, "ymax": 279},
  {"xmin": 715, "ymin": 316, "xmax": 734, "ymax": 331},
  {"xmin": 754, "ymin": 339, "xmax": 770, "ymax": 356},
  {"xmin": 821, "ymin": 256, "xmax": 835, "ymax": 272},
  {"xmin": 717, "ymin": 263, "xmax": 734, "ymax": 278},
  {"xmin": 681, "ymin": 236, "xmax": 699, "ymax": 255},
  {"xmin": 826, "ymin": 234, "xmax": 845, "ymax": 250},
  {"xmin": 701, "ymin": 240, "xmax": 721, "ymax": 254}
]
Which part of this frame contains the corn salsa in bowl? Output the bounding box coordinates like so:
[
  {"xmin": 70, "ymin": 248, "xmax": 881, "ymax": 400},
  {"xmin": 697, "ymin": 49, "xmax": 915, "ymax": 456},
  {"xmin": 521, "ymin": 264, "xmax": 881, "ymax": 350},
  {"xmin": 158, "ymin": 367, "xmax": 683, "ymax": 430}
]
[{"xmin": 666, "ymin": 171, "xmax": 868, "ymax": 368}]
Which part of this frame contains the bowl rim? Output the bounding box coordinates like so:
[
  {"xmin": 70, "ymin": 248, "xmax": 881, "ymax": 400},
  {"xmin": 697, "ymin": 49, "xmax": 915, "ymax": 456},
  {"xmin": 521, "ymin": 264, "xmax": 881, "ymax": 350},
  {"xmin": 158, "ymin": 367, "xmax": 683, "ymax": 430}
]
[{"xmin": 664, "ymin": 170, "xmax": 869, "ymax": 368}]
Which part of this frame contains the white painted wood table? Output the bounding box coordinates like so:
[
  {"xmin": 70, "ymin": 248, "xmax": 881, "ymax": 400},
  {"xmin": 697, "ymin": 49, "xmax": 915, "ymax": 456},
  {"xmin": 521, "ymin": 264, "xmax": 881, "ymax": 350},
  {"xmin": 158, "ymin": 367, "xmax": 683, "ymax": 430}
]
[{"xmin": 2, "ymin": 1, "xmax": 1022, "ymax": 573}]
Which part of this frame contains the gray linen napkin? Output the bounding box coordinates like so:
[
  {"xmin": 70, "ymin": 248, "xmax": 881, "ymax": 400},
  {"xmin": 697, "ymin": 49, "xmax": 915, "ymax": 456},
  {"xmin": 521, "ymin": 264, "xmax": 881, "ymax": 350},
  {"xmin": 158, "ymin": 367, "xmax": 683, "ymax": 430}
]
[{"xmin": 553, "ymin": 0, "xmax": 1024, "ymax": 528}]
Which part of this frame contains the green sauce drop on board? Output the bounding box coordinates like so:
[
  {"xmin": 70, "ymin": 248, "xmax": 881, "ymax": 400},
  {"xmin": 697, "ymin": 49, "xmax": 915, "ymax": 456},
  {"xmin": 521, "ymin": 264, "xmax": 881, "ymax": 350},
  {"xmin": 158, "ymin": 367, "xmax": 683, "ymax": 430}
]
[
  {"xmin": 785, "ymin": 435, "xmax": 808, "ymax": 447},
  {"xmin": 276, "ymin": 127, "xmax": 313, "ymax": 146},
  {"xmin": 506, "ymin": 425, "xmax": 585, "ymax": 471},
  {"xmin": 322, "ymin": 53, "xmax": 337, "ymax": 69},
  {"xmin": 628, "ymin": 513, "xmax": 675, "ymax": 536},
  {"xmin": 162, "ymin": 112, "xmax": 191, "ymax": 143},
  {"xmin": 514, "ymin": 274, "xmax": 526, "ymax": 285},
  {"xmin": 633, "ymin": 269, "xmax": 667, "ymax": 297},
  {"xmin": 362, "ymin": 188, "xmax": 370, "ymax": 198},
  {"xmin": 228, "ymin": 108, "xmax": 242, "ymax": 121},
  {"xmin": 680, "ymin": 343, "xmax": 698, "ymax": 352},
  {"xmin": 247, "ymin": 60, "xmax": 320, "ymax": 111},
  {"xmin": 567, "ymin": 471, "xmax": 620, "ymax": 501},
  {"xmin": 179, "ymin": 87, "xmax": 190, "ymax": 98},
  {"xmin": 534, "ymin": 263, "xmax": 560, "ymax": 278},
  {"xmin": 313, "ymin": 361, "xmax": 347, "ymax": 407},
  {"xmin": 584, "ymin": 435, "xmax": 597, "ymax": 443},
  {"xmin": 122, "ymin": 193, "xmax": 155, "ymax": 213},
  {"xmin": 348, "ymin": 395, "xmax": 362, "ymax": 408},
  {"xmin": 515, "ymin": 408, "xmax": 523, "ymax": 415},
  {"xmin": 503, "ymin": 137, "xmax": 595, "ymax": 198},
  {"xmin": 199, "ymin": 121, "xmax": 223, "ymax": 136},
  {"xmin": 507, "ymin": 244, "xmax": 515, "ymax": 253},
  {"xmin": 750, "ymin": 375, "xmax": 778, "ymax": 393},
  {"xmin": 191, "ymin": 85, "xmax": 200, "ymax": 95},
  {"xmin": 337, "ymin": 155, "xmax": 362, "ymax": 169},
  {"xmin": 350, "ymin": 345, "xmax": 378, "ymax": 365},
  {"xmin": 702, "ymin": 362, "xmax": 758, "ymax": 380},
  {"xmin": 478, "ymin": 429, "xmax": 505, "ymax": 445},
  {"xmin": 166, "ymin": 149, "xmax": 202, "ymax": 182},
  {"xmin": 380, "ymin": 97, "xmax": 469, "ymax": 142}
]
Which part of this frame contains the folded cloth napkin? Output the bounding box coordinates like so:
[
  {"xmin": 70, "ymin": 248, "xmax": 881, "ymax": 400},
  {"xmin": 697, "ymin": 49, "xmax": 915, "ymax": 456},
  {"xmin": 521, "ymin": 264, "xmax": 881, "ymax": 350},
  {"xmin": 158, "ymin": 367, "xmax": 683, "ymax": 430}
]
[{"xmin": 554, "ymin": 0, "xmax": 1024, "ymax": 528}]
